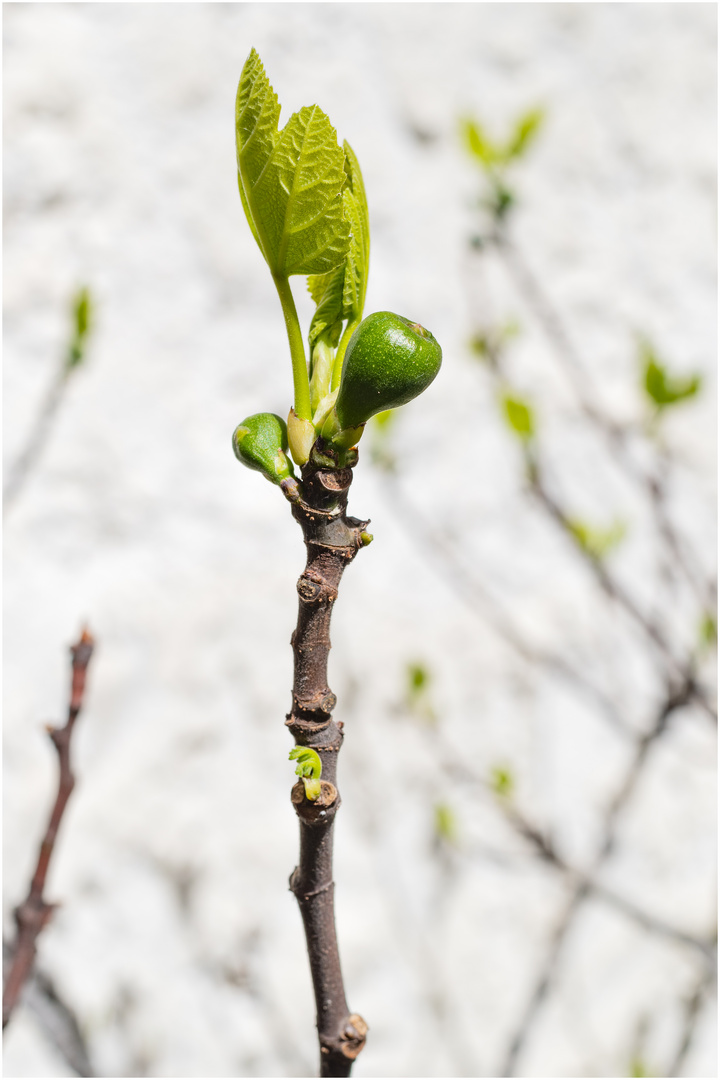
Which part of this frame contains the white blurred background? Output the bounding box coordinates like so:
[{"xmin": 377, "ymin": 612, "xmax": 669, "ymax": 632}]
[{"xmin": 3, "ymin": 4, "xmax": 716, "ymax": 1078}]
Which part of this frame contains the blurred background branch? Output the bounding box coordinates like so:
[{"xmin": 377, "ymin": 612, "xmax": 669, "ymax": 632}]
[
  {"xmin": 4, "ymin": 287, "xmax": 94, "ymax": 518},
  {"xmin": 364, "ymin": 89, "xmax": 716, "ymax": 1078}
]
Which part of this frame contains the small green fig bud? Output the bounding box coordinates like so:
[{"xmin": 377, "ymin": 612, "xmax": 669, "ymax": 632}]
[
  {"xmin": 333, "ymin": 311, "xmax": 442, "ymax": 430},
  {"xmin": 232, "ymin": 413, "xmax": 294, "ymax": 485},
  {"xmin": 287, "ymin": 408, "xmax": 317, "ymax": 467}
]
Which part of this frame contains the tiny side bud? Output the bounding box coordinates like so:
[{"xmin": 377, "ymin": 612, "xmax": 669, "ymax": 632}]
[{"xmin": 288, "ymin": 408, "xmax": 317, "ymax": 466}]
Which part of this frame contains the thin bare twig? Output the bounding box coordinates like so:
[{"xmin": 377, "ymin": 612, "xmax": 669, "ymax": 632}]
[
  {"xmin": 2, "ymin": 940, "xmax": 94, "ymax": 1077},
  {"xmin": 3, "ymin": 367, "xmax": 72, "ymax": 516},
  {"xmin": 436, "ymin": 734, "xmax": 715, "ymax": 965},
  {"xmin": 5, "ymin": 950, "xmax": 95, "ymax": 1077},
  {"xmin": 3, "ymin": 628, "xmax": 95, "ymax": 1030},
  {"xmin": 666, "ymin": 959, "xmax": 717, "ymax": 1078},
  {"xmin": 500, "ymin": 801, "xmax": 715, "ymax": 965},
  {"xmin": 648, "ymin": 442, "xmax": 717, "ymax": 617}
]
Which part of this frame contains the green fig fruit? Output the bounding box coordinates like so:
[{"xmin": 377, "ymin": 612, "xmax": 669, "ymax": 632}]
[
  {"xmin": 333, "ymin": 311, "xmax": 442, "ymax": 430},
  {"xmin": 232, "ymin": 413, "xmax": 295, "ymax": 485}
]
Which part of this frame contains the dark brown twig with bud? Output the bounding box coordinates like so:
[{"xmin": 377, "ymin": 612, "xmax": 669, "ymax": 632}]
[
  {"xmin": 3, "ymin": 628, "xmax": 95, "ymax": 1030},
  {"xmin": 284, "ymin": 461, "xmax": 369, "ymax": 1077}
]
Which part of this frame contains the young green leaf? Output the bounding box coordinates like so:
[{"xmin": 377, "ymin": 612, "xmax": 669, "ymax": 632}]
[
  {"xmin": 462, "ymin": 109, "xmax": 543, "ymax": 170},
  {"xmin": 640, "ymin": 340, "xmax": 702, "ymax": 408},
  {"xmin": 461, "ymin": 117, "xmax": 499, "ymax": 168},
  {"xmin": 405, "ymin": 661, "xmax": 436, "ymax": 724},
  {"xmin": 501, "ymin": 394, "xmax": 535, "ymax": 440},
  {"xmin": 699, "ymin": 612, "xmax": 717, "ymax": 649},
  {"xmin": 339, "ymin": 141, "xmax": 370, "ymax": 329},
  {"xmin": 289, "ymin": 746, "xmax": 323, "ymax": 801},
  {"xmin": 408, "ymin": 662, "xmax": 429, "ymax": 695},
  {"xmin": 66, "ymin": 286, "xmax": 93, "ymax": 371},
  {"xmin": 236, "ymin": 49, "xmax": 350, "ymax": 279},
  {"xmin": 434, "ymin": 803, "xmax": 458, "ymax": 846},
  {"xmin": 567, "ymin": 518, "xmax": 627, "ymax": 561},
  {"xmin": 307, "ymin": 261, "xmax": 345, "ymax": 351},
  {"xmin": 308, "ymin": 139, "xmax": 370, "ymax": 387},
  {"xmin": 504, "ymin": 107, "xmax": 544, "ymax": 160},
  {"xmin": 73, "ymin": 287, "xmax": 92, "ymax": 340},
  {"xmin": 490, "ymin": 766, "xmax": 514, "ymax": 799}
]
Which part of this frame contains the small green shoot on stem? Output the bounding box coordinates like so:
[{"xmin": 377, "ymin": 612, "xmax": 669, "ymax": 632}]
[{"xmin": 289, "ymin": 746, "xmax": 323, "ymax": 802}]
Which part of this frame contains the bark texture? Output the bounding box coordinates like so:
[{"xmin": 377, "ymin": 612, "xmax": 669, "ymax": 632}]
[{"xmin": 286, "ymin": 463, "xmax": 368, "ymax": 1077}]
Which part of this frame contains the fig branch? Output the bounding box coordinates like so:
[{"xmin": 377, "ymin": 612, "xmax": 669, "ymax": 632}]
[
  {"xmin": 287, "ymin": 464, "xmax": 369, "ymax": 1075},
  {"xmin": 232, "ymin": 50, "xmax": 441, "ymax": 1075}
]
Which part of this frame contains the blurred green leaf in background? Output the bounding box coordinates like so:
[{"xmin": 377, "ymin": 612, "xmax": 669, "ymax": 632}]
[
  {"xmin": 699, "ymin": 612, "xmax": 717, "ymax": 650},
  {"xmin": 405, "ymin": 660, "xmax": 437, "ymax": 724},
  {"xmin": 433, "ymin": 802, "xmax": 458, "ymax": 847},
  {"xmin": 462, "ymin": 107, "xmax": 544, "ymax": 224},
  {"xmin": 462, "ymin": 107, "xmax": 544, "ymax": 170},
  {"xmin": 501, "ymin": 393, "xmax": 535, "ymax": 441},
  {"xmin": 490, "ymin": 765, "xmax": 514, "ymax": 800},
  {"xmin": 66, "ymin": 286, "xmax": 93, "ymax": 371},
  {"xmin": 566, "ymin": 518, "xmax": 627, "ymax": 562},
  {"xmin": 640, "ymin": 338, "xmax": 702, "ymax": 409}
]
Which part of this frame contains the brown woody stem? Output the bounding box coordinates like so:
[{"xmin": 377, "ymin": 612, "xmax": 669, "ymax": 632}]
[
  {"xmin": 285, "ymin": 462, "xmax": 368, "ymax": 1077},
  {"xmin": 3, "ymin": 629, "xmax": 95, "ymax": 1030}
]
